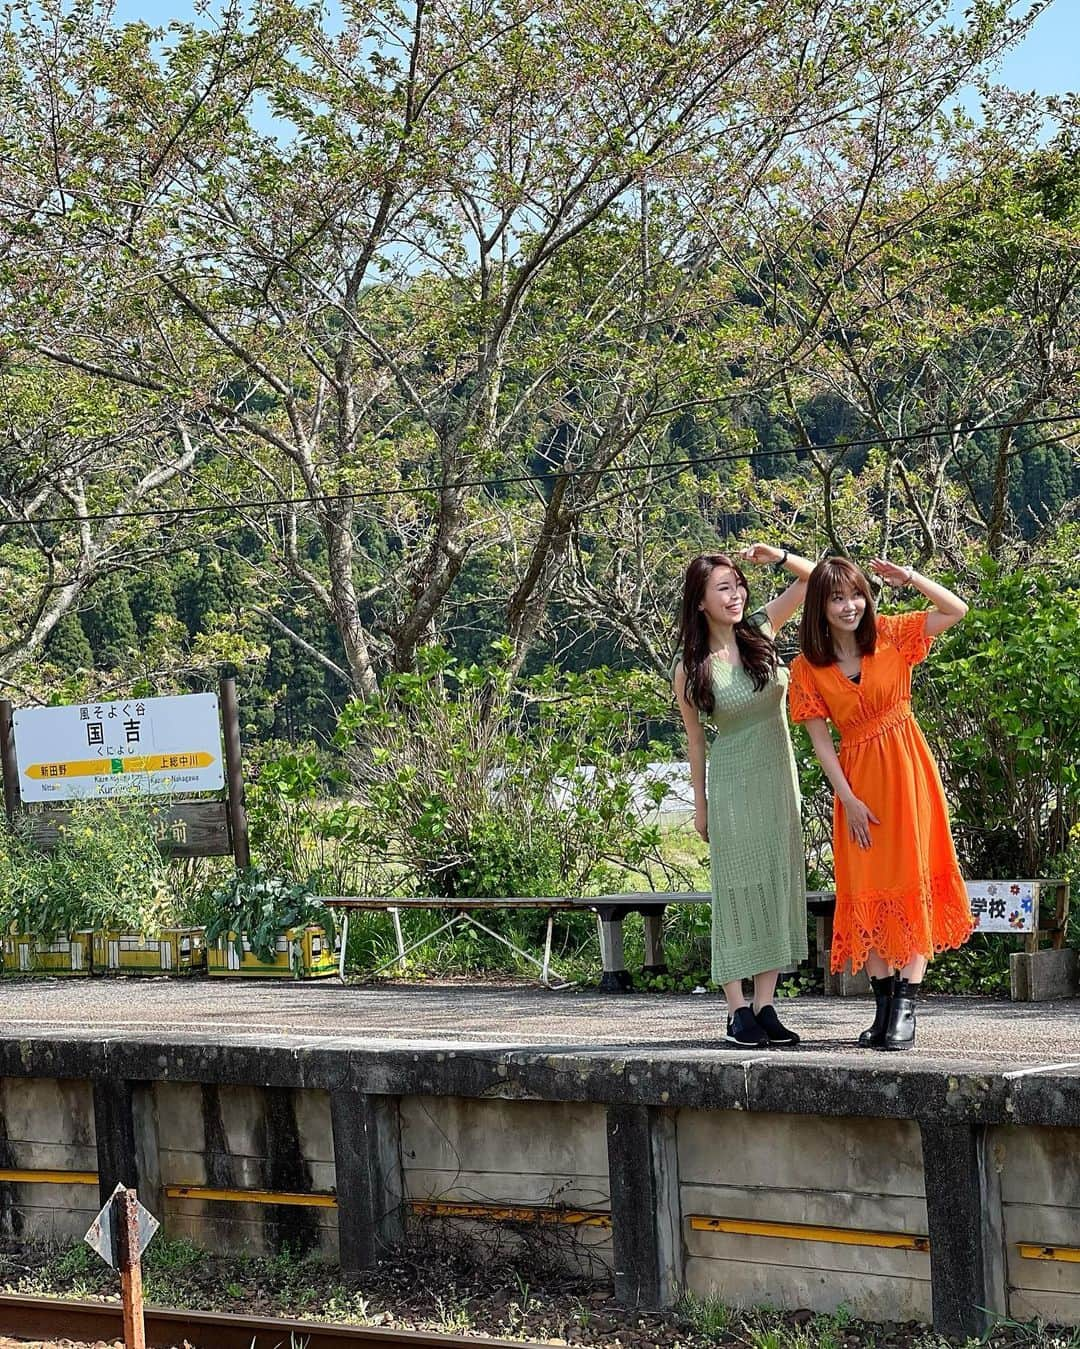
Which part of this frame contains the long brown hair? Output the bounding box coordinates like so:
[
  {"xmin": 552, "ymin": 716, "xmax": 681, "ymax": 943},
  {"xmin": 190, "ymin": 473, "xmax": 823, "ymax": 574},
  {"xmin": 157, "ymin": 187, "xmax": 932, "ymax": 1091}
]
[
  {"xmin": 677, "ymin": 553, "xmax": 778, "ymax": 712},
  {"xmin": 799, "ymin": 557, "xmax": 877, "ymax": 666}
]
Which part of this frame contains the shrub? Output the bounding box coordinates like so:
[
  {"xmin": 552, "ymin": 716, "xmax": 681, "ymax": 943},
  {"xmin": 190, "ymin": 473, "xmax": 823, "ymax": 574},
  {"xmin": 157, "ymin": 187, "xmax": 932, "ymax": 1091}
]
[
  {"xmin": 0, "ymin": 800, "xmax": 178, "ymax": 938},
  {"xmin": 246, "ymin": 747, "xmax": 382, "ymax": 896},
  {"xmin": 918, "ymin": 563, "xmax": 1080, "ymax": 878},
  {"xmin": 337, "ymin": 644, "xmax": 680, "ymax": 901}
]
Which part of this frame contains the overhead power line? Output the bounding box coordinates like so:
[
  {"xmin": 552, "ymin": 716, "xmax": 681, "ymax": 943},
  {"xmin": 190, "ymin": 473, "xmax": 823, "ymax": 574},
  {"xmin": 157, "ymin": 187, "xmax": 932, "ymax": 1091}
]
[{"xmin": 0, "ymin": 408, "xmax": 1077, "ymax": 531}]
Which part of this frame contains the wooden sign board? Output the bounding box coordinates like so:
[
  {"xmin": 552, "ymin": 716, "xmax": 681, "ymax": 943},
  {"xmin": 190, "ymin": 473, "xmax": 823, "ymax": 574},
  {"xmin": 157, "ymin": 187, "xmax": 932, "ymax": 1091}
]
[{"xmin": 23, "ymin": 801, "xmax": 232, "ymax": 858}]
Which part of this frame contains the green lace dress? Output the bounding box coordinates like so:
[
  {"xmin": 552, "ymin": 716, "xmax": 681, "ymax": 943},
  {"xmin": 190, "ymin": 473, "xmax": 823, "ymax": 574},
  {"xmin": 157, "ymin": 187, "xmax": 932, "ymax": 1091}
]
[{"xmin": 701, "ymin": 612, "xmax": 807, "ymax": 984}]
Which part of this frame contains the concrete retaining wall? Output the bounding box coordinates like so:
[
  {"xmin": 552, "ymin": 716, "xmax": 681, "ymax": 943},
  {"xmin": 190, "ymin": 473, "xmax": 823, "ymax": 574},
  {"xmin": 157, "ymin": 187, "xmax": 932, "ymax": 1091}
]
[
  {"xmin": 401, "ymin": 1096, "xmax": 613, "ymax": 1269},
  {"xmin": 678, "ymin": 1110, "xmax": 930, "ymax": 1321},
  {"xmin": 4, "ymin": 1036, "xmax": 1080, "ymax": 1334},
  {"xmin": 993, "ymin": 1124, "xmax": 1080, "ymax": 1325},
  {"xmin": 0, "ymin": 1077, "xmax": 97, "ymax": 1242}
]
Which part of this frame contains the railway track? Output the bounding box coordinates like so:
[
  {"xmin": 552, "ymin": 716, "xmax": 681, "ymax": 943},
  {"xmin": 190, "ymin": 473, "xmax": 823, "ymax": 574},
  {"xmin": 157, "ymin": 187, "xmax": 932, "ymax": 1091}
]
[{"xmin": 0, "ymin": 1292, "xmax": 524, "ymax": 1348}]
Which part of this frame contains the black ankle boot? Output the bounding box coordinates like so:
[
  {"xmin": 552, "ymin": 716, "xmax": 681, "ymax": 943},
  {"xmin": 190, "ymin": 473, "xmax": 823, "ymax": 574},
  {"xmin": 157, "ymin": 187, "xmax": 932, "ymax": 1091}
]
[
  {"xmin": 883, "ymin": 978, "xmax": 919, "ymax": 1051},
  {"xmin": 858, "ymin": 974, "xmax": 896, "ymax": 1048}
]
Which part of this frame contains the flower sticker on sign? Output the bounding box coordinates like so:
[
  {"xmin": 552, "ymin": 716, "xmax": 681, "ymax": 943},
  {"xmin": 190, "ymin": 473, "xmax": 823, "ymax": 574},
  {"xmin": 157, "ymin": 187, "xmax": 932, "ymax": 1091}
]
[{"xmin": 967, "ymin": 881, "xmax": 1036, "ymax": 934}]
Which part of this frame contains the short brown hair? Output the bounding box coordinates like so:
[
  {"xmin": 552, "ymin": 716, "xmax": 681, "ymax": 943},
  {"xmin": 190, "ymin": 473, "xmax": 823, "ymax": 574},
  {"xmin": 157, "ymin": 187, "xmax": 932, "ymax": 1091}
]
[{"xmin": 798, "ymin": 557, "xmax": 877, "ymax": 667}]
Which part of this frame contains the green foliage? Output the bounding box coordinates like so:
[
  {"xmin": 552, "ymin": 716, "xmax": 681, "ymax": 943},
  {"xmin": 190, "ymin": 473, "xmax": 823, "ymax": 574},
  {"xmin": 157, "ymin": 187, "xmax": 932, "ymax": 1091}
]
[
  {"xmin": 338, "ymin": 644, "xmax": 678, "ymax": 903},
  {"xmin": 202, "ymin": 866, "xmax": 335, "ymax": 965},
  {"xmin": 247, "ymin": 747, "xmax": 381, "ymax": 896},
  {"xmin": 919, "ymin": 563, "xmax": 1080, "ymax": 877},
  {"xmin": 45, "ymin": 615, "xmax": 95, "ymax": 671},
  {"xmin": 82, "ymin": 574, "xmax": 139, "ymax": 670},
  {"xmin": 0, "ymin": 800, "xmax": 178, "ymax": 938},
  {"xmin": 676, "ymin": 1287, "xmax": 734, "ymax": 1337},
  {"xmin": 923, "ymin": 934, "xmax": 1011, "ymax": 997}
]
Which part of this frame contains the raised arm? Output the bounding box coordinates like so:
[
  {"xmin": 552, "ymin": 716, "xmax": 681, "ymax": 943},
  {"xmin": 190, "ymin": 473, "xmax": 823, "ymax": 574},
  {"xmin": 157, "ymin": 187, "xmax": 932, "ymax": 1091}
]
[
  {"xmin": 740, "ymin": 544, "xmax": 816, "ymax": 629},
  {"xmin": 673, "ymin": 662, "xmax": 709, "ymax": 843},
  {"xmin": 803, "ymin": 717, "xmax": 880, "ymax": 851},
  {"xmin": 870, "ymin": 559, "xmax": 968, "ymax": 637}
]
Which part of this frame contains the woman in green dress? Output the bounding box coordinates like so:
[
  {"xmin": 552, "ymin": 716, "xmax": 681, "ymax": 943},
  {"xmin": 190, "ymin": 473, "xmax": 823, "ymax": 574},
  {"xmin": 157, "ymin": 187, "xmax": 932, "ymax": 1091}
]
[{"xmin": 673, "ymin": 546, "xmax": 814, "ymax": 1047}]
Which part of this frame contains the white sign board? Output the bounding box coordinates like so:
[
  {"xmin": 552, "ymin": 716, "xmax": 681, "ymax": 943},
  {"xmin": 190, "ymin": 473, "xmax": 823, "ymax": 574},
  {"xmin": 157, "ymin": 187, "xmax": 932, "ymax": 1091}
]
[
  {"xmin": 14, "ymin": 693, "xmax": 225, "ymax": 801},
  {"xmin": 967, "ymin": 880, "xmax": 1035, "ymax": 934},
  {"xmin": 84, "ymin": 1183, "xmax": 159, "ymax": 1268}
]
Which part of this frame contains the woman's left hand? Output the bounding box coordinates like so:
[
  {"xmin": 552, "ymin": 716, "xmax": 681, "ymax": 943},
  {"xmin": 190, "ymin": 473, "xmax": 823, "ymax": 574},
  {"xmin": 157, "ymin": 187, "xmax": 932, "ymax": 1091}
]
[
  {"xmin": 870, "ymin": 557, "xmax": 913, "ymax": 587},
  {"xmin": 740, "ymin": 543, "xmax": 783, "ymax": 566}
]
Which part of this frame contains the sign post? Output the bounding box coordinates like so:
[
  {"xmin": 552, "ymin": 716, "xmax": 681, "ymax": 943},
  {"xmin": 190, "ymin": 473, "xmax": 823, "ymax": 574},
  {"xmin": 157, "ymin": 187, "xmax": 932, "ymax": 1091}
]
[{"xmin": 84, "ymin": 1184, "xmax": 159, "ymax": 1349}]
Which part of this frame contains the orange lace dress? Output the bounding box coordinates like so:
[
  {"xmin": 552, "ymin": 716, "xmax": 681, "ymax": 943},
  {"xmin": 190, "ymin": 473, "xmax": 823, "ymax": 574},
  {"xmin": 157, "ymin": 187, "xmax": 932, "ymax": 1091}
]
[{"xmin": 788, "ymin": 611, "xmax": 973, "ymax": 974}]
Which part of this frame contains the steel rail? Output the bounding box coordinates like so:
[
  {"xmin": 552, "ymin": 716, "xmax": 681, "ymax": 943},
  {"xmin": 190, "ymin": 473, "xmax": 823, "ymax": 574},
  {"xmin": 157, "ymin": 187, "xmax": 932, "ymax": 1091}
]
[{"xmin": 0, "ymin": 1291, "xmax": 525, "ymax": 1348}]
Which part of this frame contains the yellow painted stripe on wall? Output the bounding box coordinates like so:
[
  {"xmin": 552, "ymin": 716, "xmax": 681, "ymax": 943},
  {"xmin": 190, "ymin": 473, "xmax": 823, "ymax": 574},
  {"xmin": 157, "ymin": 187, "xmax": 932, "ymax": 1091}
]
[
  {"xmin": 0, "ymin": 1169, "xmax": 98, "ymax": 1186},
  {"xmin": 1019, "ymin": 1244, "xmax": 1080, "ymax": 1263},
  {"xmin": 410, "ymin": 1201, "xmax": 612, "ymax": 1228},
  {"xmin": 165, "ymin": 1185, "xmax": 337, "ymax": 1208},
  {"xmin": 689, "ymin": 1215, "xmax": 930, "ymax": 1252}
]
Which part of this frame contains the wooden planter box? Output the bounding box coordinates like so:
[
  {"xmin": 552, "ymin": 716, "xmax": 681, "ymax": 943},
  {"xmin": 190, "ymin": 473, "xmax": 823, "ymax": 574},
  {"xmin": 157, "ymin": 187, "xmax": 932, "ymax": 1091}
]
[
  {"xmin": 207, "ymin": 925, "xmax": 337, "ymax": 979},
  {"xmin": 92, "ymin": 927, "xmax": 207, "ymax": 975},
  {"xmin": 2, "ymin": 930, "xmax": 94, "ymax": 975}
]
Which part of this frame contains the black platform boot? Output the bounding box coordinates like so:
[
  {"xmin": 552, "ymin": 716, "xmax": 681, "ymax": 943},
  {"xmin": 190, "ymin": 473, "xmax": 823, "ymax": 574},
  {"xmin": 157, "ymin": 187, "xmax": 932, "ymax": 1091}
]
[
  {"xmin": 857, "ymin": 974, "xmax": 896, "ymax": 1048},
  {"xmin": 883, "ymin": 978, "xmax": 919, "ymax": 1051}
]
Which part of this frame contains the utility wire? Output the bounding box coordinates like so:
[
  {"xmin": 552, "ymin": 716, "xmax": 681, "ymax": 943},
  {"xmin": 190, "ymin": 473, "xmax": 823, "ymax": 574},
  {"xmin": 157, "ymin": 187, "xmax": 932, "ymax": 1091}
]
[{"xmin": 0, "ymin": 407, "xmax": 1077, "ymax": 531}]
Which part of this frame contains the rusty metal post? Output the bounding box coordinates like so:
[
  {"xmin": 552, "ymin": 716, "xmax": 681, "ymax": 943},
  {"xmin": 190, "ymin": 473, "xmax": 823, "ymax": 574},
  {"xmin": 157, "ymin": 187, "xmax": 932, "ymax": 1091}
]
[
  {"xmin": 114, "ymin": 1187, "xmax": 146, "ymax": 1349},
  {"xmin": 219, "ymin": 676, "xmax": 250, "ymax": 870},
  {"xmin": 0, "ymin": 699, "xmax": 21, "ymax": 823}
]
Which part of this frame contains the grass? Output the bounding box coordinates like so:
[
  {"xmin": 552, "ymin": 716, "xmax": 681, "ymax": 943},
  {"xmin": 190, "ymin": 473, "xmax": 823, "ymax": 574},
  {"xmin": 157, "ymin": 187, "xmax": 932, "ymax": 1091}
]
[
  {"xmin": 678, "ymin": 1287, "xmax": 735, "ymax": 1337},
  {"xmin": 5, "ymin": 1236, "xmax": 1080, "ymax": 1347}
]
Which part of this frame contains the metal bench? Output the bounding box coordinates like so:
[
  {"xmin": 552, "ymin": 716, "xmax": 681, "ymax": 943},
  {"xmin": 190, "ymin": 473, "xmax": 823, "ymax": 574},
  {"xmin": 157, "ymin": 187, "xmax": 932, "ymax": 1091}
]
[
  {"xmin": 320, "ymin": 891, "xmax": 837, "ymax": 990},
  {"xmin": 323, "ymin": 880, "xmax": 1071, "ymax": 999}
]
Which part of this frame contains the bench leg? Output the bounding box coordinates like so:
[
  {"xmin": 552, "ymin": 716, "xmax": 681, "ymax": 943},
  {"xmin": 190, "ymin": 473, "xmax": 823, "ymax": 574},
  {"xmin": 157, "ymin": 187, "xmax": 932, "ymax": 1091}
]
[
  {"xmin": 338, "ymin": 912, "xmax": 350, "ymax": 982},
  {"xmin": 642, "ymin": 913, "xmax": 667, "ymax": 976},
  {"xmin": 816, "ymin": 914, "xmax": 834, "ymax": 996},
  {"xmin": 598, "ymin": 915, "xmax": 632, "ymax": 992},
  {"xmin": 541, "ymin": 912, "xmax": 554, "ymax": 987},
  {"xmin": 390, "ymin": 906, "xmax": 406, "ymax": 973}
]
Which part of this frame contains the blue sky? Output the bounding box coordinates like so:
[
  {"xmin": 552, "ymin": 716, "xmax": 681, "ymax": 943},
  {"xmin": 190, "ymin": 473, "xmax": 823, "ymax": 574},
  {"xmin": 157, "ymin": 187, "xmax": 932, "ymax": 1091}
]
[
  {"xmin": 113, "ymin": 0, "xmax": 1077, "ymax": 98},
  {"xmin": 995, "ymin": 2, "xmax": 1077, "ymax": 95}
]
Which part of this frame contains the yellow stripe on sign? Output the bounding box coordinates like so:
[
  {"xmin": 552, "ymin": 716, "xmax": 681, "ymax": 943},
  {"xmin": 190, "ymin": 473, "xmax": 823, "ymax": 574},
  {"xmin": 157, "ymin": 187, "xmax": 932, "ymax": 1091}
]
[
  {"xmin": 165, "ymin": 1185, "xmax": 337, "ymax": 1208},
  {"xmin": 1019, "ymin": 1244, "xmax": 1080, "ymax": 1263},
  {"xmin": 689, "ymin": 1215, "xmax": 930, "ymax": 1252},
  {"xmin": 27, "ymin": 752, "xmax": 215, "ymax": 780},
  {"xmin": 0, "ymin": 1169, "xmax": 99, "ymax": 1185}
]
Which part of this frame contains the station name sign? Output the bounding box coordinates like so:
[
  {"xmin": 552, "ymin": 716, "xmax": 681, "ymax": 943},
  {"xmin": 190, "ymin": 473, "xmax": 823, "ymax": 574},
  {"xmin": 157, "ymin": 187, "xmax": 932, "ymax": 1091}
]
[{"xmin": 13, "ymin": 693, "xmax": 225, "ymax": 801}]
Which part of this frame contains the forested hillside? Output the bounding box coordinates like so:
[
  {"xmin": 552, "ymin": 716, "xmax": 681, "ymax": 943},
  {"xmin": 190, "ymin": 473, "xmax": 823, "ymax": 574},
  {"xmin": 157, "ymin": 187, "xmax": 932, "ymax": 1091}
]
[{"xmin": 1, "ymin": 0, "xmax": 1077, "ymax": 746}]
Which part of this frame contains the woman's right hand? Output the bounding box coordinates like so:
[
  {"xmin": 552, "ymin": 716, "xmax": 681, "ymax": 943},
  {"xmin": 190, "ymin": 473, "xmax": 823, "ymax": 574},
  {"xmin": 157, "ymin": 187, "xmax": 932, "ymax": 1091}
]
[
  {"xmin": 694, "ymin": 804, "xmax": 709, "ymax": 843},
  {"xmin": 842, "ymin": 795, "xmax": 879, "ymax": 849}
]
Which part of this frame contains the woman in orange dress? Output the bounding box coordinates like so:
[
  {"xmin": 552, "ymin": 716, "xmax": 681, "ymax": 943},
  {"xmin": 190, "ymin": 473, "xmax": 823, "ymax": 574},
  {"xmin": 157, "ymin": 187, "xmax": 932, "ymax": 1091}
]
[{"xmin": 788, "ymin": 557, "xmax": 973, "ymax": 1050}]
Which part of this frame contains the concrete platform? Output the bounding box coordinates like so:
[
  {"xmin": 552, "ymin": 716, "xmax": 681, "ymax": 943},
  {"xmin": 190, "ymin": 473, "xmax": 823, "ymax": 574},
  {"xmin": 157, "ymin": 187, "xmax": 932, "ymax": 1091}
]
[
  {"xmin": 1, "ymin": 978, "xmax": 1078, "ymax": 1072},
  {"xmin": 4, "ymin": 979, "xmax": 1080, "ymax": 1335}
]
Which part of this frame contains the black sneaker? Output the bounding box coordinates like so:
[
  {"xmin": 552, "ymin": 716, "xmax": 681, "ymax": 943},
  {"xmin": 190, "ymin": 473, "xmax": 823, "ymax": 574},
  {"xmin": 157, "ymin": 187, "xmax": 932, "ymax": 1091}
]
[
  {"xmin": 725, "ymin": 1006, "xmax": 768, "ymax": 1047},
  {"xmin": 755, "ymin": 1003, "xmax": 801, "ymax": 1047}
]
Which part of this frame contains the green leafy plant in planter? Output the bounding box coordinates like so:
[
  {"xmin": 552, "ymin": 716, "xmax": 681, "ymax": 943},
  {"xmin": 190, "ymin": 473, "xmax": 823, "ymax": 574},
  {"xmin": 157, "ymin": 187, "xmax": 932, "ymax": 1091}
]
[
  {"xmin": 202, "ymin": 867, "xmax": 336, "ymax": 966},
  {"xmin": 0, "ymin": 801, "xmax": 177, "ymax": 939}
]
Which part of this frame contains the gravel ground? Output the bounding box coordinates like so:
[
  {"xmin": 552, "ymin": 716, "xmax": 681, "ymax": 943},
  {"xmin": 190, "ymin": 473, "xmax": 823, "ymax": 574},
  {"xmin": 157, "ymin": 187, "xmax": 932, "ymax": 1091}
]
[
  {"xmin": 2, "ymin": 978, "xmax": 1079, "ymax": 1071},
  {"xmin": 0, "ymin": 1232, "xmax": 1077, "ymax": 1349},
  {"xmin": 0, "ymin": 1232, "xmax": 1062, "ymax": 1349}
]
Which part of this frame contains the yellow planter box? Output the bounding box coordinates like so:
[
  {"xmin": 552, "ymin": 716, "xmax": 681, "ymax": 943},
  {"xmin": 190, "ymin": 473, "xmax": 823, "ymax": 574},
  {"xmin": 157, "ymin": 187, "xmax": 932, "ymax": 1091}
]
[
  {"xmin": 93, "ymin": 928, "xmax": 207, "ymax": 975},
  {"xmin": 207, "ymin": 925, "xmax": 337, "ymax": 979},
  {"xmin": 2, "ymin": 930, "xmax": 93, "ymax": 976}
]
